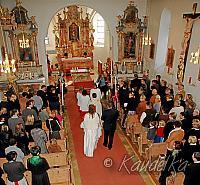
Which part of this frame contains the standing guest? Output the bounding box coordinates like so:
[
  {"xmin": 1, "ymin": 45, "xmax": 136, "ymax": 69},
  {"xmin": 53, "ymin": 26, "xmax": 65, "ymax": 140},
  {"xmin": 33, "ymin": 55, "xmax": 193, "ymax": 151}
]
[
  {"xmin": 160, "ymin": 80, "xmax": 167, "ymax": 103},
  {"xmin": 0, "ymin": 125, "xmax": 12, "ymax": 157},
  {"xmin": 7, "ymin": 94, "xmax": 20, "ymax": 113},
  {"xmin": 150, "ymin": 89, "xmax": 158, "ymax": 105},
  {"xmin": 162, "ymin": 95, "xmax": 174, "ymax": 114},
  {"xmin": 19, "ymin": 92, "xmax": 28, "ymax": 113},
  {"xmin": 3, "ymin": 151, "xmax": 28, "ymax": 185},
  {"xmin": 0, "ymin": 167, "xmax": 6, "ymax": 185},
  {"xmin": 155, "ymin": 120, "xmax": 165, "ymax": 143},
  {"xmin": 163, "ymin": 112, "xmax": 177, "ymax": 141},
  {"xmin": 46, "ymin": 111, "xmax": 61, "ymax": 139},
  {"xmin": 180, "ymin": 112, "xmax": 192, "ymax": 136},
  {"xmin": 48, "ymin": 87, "xmax": 60, "ymax": 111},
  {"xmin": 153, "ymin": 95, "xmax": 161, "ymax": 114},
  {"xmin": 39, "ymin": 106, "xmax": 49, "ymax": 123},
  {"xmin": 5, "ymin": 138, "xmax": 25, "ymax": 163},
  {"xmin": 184, "ymin": 152, "xmax": 200, "ymax": 185},
  {"xmin": 0, "ymin": 107, "xmax": 10, "ymax": 124},
  {"xmin": 159, "ymin": 108, "xmax": 169, "ymax": 123},
  {"xmin": 22, "ymin": 99, "xmax": 38, "ymax": 138},
  {"xmin": 96, "ymin": 74, "xmax": 107, "ymax": 98},
  {"xmin": 31, "ymin": 120, "xmax": 48, "ymax": 154},
  {"xmin": 80, "ymin": 104, "xmax": 101, "ymax": 157},
  {"xmin": 140, "ymin": 102, "xmax": 156, "ymax": 129},
  {"xmin": 165, "ymin": 121, "xmax": 184, "ymax": 156},
  {"xmin": 31, "ymin": 91, "xmax": 43, "ymax": 112},
  {"xmin": 169, "ymin": 100, "xmax": 184, "ymax": 120},
  {"xmin": 27, "ymin": 146, "xmax": 50, "ymax": 185},
  {"xmin": 14, "ymin": 123, "xmax": 29, "ymax": 155},
  {"xmin": 147, "ymin": 121, "xmax": 157, "ymax": 141},
  {"xmin": 102, "ymin": 101, "xmax": 119, "ymax": 150},
  {"xmin": 79, "ymin": 89, "xmax": 90, "ymax": 118},
  {"xmin": 37, "ymin": 85, "xmax": 48, "ymax": 107},
  {"xmin": 130, "ymin": 74, "xmax": 141, "ymax": 91},
  {"xmin": 136, "ymin": 94, "xmax": 147, "ymax": 118},
  {"xmin": 8, "ymin": 109, "xmax": 24, "ymax": 135},
  {"xmin": 140, "ymin": 79, "xmax": 147, "ymax": 95},
  {"xmin": 185, "ymin": 94, "xmax": 196, "ymax": 118}
]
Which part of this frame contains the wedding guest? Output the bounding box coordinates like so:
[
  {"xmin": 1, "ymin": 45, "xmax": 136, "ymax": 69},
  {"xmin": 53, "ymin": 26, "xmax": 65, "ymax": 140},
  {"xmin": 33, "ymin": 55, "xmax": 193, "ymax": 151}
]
[
  {"xmin": 79, "ymin": 89, "xmax": 90, "ymax": 118},
  {"xmin": 155, "ymin": 120, "xmax": 165, "ymax": 143},
  {"xmin": 31, "ymin": 120, "xmax": 48, "ymax": 154},
  {"xmin": 3, "ymin": 151, "xmax": 27, "ymax": 185},
  {"xmin": 27, "ymin": 146, "xmax": 50, "ymax": 185},
  {"xmin": 169, "ymin": 100, "xmax": 184, "ymax": 120},
  {"xmin": 31, "ymin": 91, "xmax": 43, "ymax": 111}
]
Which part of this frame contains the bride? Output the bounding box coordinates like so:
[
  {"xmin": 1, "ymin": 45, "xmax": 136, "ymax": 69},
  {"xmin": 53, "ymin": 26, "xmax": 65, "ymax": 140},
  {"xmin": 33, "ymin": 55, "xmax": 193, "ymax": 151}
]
[{"xmin": 81, "ymin": 104, "xmax": 101, "ymax": 157}]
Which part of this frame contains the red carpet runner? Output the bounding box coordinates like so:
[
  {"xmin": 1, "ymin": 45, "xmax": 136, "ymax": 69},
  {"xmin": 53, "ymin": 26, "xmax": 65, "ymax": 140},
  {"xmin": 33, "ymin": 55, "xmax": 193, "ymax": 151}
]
[{"xmin": 65, "ymin": 92, "xmax": 146, "ymax": 185}]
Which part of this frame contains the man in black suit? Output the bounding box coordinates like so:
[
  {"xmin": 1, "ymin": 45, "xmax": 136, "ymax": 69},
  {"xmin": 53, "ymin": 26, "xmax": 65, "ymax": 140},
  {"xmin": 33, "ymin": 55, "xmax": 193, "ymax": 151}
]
[
  {"xmin": 3, "ymin": 151, "xmax": 27, "ymax": 184},
  {"xmin": 184, "ymin": 152, "xmax": 200, "ymax": 185},
  {"xmin": 102, "ymin": 101, "xmax": 119, "ymax": 150}
]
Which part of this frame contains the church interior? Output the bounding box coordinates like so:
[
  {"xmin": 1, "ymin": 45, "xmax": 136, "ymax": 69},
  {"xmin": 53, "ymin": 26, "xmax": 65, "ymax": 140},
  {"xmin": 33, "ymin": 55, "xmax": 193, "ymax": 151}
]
[{"xmin": 0, "ymin": 0, "xmax": 200, "ymax": 185}]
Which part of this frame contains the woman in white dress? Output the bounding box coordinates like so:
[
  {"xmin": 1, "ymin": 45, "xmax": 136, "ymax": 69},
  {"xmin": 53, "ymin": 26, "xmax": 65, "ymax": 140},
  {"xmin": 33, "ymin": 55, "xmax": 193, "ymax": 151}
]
[
  {"xmin": 81, "ymin": 104, "xmax": 101, "ymax": 157},
  {"xmin": 89, "ymin": 92, "xmax": 102, "ymax": 118}
]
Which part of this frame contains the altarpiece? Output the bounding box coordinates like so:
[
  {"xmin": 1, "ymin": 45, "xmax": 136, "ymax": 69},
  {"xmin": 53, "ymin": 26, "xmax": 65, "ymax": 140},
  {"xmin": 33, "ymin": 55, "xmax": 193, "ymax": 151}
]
[{"xmin": 54, "ymin": 5, "xmax": 94, "ymax": 76}]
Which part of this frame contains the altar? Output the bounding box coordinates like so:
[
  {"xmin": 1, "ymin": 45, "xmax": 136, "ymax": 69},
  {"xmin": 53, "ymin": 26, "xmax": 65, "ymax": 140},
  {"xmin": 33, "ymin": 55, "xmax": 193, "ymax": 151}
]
[{"xmin": 58, "ymin": 57, "xmax": 93, "ymax": 73}]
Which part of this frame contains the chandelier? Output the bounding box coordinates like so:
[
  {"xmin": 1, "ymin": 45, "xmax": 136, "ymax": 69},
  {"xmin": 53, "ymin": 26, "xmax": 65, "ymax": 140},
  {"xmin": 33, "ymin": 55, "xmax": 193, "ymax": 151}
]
[
  {"xmin": 0, "ymin": 53, "xmax": 16, "ymax": 73},
  {"xmin": 19, "ymin": 33, "xmax": 30, "ymax": 48},
  {"xmin": 190, "ymin": 47, "xmax": 200, "ymax": 64}
]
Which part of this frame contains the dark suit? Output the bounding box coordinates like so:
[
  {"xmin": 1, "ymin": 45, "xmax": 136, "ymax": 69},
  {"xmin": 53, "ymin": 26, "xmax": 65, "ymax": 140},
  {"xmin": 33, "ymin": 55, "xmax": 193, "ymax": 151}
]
[
  {"xmin": 184, "ymin": 163, "xmax": 200, "ymax": 185},
  {"xmin": 3, "ymin": 161, "xmax": 26, "ymax": 182},
  {"xmin": 102, "ymin": 108, "xmax": 119, "ymax": 149}
]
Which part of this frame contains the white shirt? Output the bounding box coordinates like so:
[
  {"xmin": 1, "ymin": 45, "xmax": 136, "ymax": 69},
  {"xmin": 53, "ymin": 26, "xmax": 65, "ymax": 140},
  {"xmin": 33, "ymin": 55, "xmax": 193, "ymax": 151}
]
[
  {"xmin": 140, "ymin": 112, "xmax": 146, "ymax": 123},
  {"xmin": 79, "ymin": 95, "xmax": 90, "ymax": 112},
  {"xmin": 169, "ymin": 106, "xmax": 184, "ymax": 120},
  {"xmin": 90, "ymin": 88, "xmax": 102, "ymax": 100}
]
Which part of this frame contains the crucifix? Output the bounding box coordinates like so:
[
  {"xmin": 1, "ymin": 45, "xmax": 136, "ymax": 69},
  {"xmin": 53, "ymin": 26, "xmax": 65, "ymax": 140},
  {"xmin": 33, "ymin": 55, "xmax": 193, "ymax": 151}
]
[{"xmin": 177, "ymin": 3, "xmax": 200, "ymax": 83}]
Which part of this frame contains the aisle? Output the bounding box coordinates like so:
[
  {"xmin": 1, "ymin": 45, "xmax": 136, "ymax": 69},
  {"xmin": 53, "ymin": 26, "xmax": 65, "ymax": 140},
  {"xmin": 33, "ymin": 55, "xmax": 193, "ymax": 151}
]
[{"xmin": 65, "ymin": 92, "xmax": 150, "ymax": 185}]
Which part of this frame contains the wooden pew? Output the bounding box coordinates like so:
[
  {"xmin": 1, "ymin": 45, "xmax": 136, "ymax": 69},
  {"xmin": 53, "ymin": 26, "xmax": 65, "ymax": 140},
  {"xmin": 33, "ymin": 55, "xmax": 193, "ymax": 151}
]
[
  {"xmin": 48, "ymin": 165, "xmax": 71, "ymax": 185},
  {"xmin": 145, "ymin": 142, "xmax": 167, "ymax": 162},
  {"xmin": 0, "ymin": 158, "xmax": 7, "ymax": 169},
  {"xmin": 167, "ymin": 172, "xmax": 185, "ymax": 185},
  {"xmin": 24, "ymin": 151, "xmax": 68, "ymax": 168}
]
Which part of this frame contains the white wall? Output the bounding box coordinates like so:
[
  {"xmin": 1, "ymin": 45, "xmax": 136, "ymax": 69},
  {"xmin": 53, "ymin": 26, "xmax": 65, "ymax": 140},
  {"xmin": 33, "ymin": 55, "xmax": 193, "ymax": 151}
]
[
  {"xmin": 146, "ymin": 0, "xmax": 200, "ymax": 107},
  {"xmin": 1, "ymin": 0, "xmax": 147, "ymax": 83}
]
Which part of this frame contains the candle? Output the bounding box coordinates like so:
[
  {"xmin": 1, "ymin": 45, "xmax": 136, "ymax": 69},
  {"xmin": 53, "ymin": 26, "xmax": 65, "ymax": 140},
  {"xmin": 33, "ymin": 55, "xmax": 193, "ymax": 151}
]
[{"xmin": 188, "ymin": 76, "xmax": 192, "ymax": 84}]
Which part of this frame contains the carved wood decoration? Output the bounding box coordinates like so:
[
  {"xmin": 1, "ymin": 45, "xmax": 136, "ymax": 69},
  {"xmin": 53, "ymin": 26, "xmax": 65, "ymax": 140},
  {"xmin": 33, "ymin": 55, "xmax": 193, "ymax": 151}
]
[
  {"xmin": 177, "ymin": 3, "xmax": 200, "ymax": 83},
  {"xmin": 54, "ymin": 5, "xmax": 94, "ymax": 59},
  {"xmin": 166, "ymin": 46, "xmax": 175, "ymax": 69},
  {"xmin": 0, "ymin": 0, "xmax": 43, "ymax": 81},
  {"xmin": 116, "ymin": 1, "xmax": 146, "ymax": 74}
]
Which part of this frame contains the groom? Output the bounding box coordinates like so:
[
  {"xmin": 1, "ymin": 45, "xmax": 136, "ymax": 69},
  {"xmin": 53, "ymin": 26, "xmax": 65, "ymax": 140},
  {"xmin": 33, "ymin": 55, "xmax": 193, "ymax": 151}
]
[{"xmin": 102, "ymin": 101, "xmax": 119, "ymax": 150}]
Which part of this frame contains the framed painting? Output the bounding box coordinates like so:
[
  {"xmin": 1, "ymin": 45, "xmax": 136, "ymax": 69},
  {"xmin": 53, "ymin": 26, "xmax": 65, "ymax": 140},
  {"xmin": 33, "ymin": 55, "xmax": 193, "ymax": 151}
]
[
  {"xmin": 124, "ymin": 32, "xmax": 135, "ymax": 58},
  {"xmin": 149, "ymin": 43, "xmax": 155, "ymax": 59}
]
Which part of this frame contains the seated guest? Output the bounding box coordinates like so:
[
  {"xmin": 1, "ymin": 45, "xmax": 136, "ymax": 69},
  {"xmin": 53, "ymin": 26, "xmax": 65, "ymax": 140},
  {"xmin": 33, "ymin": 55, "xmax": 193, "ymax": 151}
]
[
  {"xmin": 48, "ymin": 139, "xmax": 62, "ymax": 153},
  {"xmin": 163, "ymin": 112, "xmax": 177, "ymax": 141},
  {"xmin": 8, "ymin": 109, "xmax": 24, "ymax": 135},
  {"xmin": 3, "ymin": 151, "xmax": 27, "ymax": 185},
  {"xmin": 46, "ymin": 111, "xmax": 61, "ymax": 139},
  {"xmin": 184, "ymin": 152, "xmax": 200, "ymax": 185},
  {"xmin": 169, "ymin": 100, "xmax": 184, "ymax": 120},
  {"xmin": 27, "ymin": 146, "xmax": 50, "ymax": 185},
  {"xmin": 165, "ymin": 121, "xmax": 184, "ymax": 156},
  {"xmin": 31, "ymin": 120, "xmax": 48, "ymax": 154},
  {"xmin": 5, "ymin": 138, "xmax": 25, "ymax": 163},
  {"xmin": 159, "ymin": 141, "xmax": 183, "ymax": 185},
  {"xmin": 182, "ymin": 136, "xmax": 200, "ymax": 164}
]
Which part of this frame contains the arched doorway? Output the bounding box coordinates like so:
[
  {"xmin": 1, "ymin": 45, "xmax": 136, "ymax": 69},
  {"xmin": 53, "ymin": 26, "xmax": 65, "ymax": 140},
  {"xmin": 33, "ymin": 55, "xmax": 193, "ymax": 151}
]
[
  {"xmin": 45, "ymin": 5, "xmax": 111, "ymax": 82},
  {"xmin": 154, "ymin": 8, "xmax": 171, "ymax": 74}
]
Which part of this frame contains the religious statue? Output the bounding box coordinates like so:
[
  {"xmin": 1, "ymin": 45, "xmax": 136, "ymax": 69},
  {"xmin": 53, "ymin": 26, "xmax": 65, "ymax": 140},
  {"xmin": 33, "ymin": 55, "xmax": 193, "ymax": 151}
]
[{"xmin": 69, "ymin": 23, "xmax": 79, "ymax": 41}]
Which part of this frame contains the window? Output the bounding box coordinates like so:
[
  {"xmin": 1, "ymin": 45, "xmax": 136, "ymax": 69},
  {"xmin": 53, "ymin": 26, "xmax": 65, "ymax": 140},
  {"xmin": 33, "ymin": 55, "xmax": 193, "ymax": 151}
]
[{"xmin": 93, "ymin": 13, "xmax": 105, "ymax": 47}]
